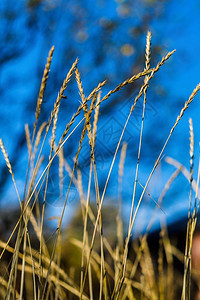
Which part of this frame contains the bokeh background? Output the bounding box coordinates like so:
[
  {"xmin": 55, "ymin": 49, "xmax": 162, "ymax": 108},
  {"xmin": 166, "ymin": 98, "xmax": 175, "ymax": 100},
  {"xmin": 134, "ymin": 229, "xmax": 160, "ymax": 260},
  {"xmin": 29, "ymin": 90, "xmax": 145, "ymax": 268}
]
[{"xmin": 0, "ymin": 0, "xmax": 200, "ymax": 234}]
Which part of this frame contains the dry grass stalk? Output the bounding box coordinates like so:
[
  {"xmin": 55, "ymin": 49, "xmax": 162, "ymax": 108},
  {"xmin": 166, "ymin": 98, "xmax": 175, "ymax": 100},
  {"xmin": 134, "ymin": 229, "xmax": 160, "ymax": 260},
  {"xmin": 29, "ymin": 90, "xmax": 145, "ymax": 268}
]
[
  {"xmin": 25, "ymin": 124, "xmax": 31, "ymax": 156},
  {"xmin": 118, "ymin": 142, "xmax": 127, "ymax": 186},
  {"xmin": 80, "ymin": 90, "xmax": 109, "ymax": 299},
  {"xmin": 80, "ymin": 161, "xmax": 93, "ymax": 294},
  {"xmin": 181, "ymin": 119, "xmax": 195, "ymax": 300},
  {"xmin": 35, "ymin": 46, "xmax": 55, "ymax": 128},
  {"xmin": 91, "ymin": 95, "xmax": 108, "ymax": 299},
  {"xmin": 0, "ymin": 139, "xmax": 13, "ymax": 176},
  {"xmin": 35, "ymin": 94, "xmax": 98, "ymax": 299},
  {"xmin": 75, "ymin": 67, "xmax": 86, "ymax": 103},
  {"xmin": 115, "ymin": 142, "xmax": 127, "ymax": 284},
  {"xmin": 0, "ymin": 137, "xmax": 24, "ymax": 296},
  {"xmin": 10, "ymin": 116, "xmax": 84, "ymax": 242},
  {"xmin": 77, "ymin": 169, "xmax": 86, "ymax": 219},
  {"xmin": 57, "ymin": 92, "xmax": 97, "ymax": 153},
  {"xmin": 58, "ymin": 93, "xmax": 97, "ymax": 229},
  {"xmin": 38, "ymin": 61, "xmax": 76, "ymax": 296},
  {"xmin": 76, "ymin": 66, "xmax": 94, "ymax": 150},
  {"xmin": 81, "ymin": 49, "xmax": 175, "ymax": 299},
  {"xmin": 189, "ymin": 118, "xmax": 194, "ymax": 179},
  {"xmin": 127, "ymin": 31, "xmax": 152, "ymax": 264},
  {"xmin": 87, "ymin": 80, "xmax": 106, "ymax": 102},
  {"xmin": 75, "ymin": 95, "xmax": 101, "ymax": 297},
  {"xmin": 92, "ymin": 92, "xmax": 101, "ymax": 149},
  {"xmin": 18, "ymin": 49, "xmax": 55, "ymax": 284},
  {"xmin": 24, "ymin": 46, "xmax": 54, "ymax": 201},
  {"xmin": 170, "ymin": 84, "xmax": 200, "ymax": 137},
  {"xmin": 189, "ymin": 118, "xmax": 194, "ymax": 216},
  {"xmin": 182, "ymin": 157, "xmax": 200, "ymax": 300},
  {"xmin": 20, "ymin": 48, "xmax": 55, "ymax": 233},
  {"xmin": 31, "ymin": 122, "xmax": 47, "ymax": 167},
  {"xmin": 99, "ymin": 67, "xmax": 155, "ymax": 106},
  {"xmin": 58, "ymin": 146, "xmax": 64, "ymax": 201},
  {"xmin": 120, "ymin": 82, "xmax": 200, "ymax": 299},
  {"xmin": 12, "ymin": 67, "xmax": 82, "ymax": 297},
  {"xmin": 26, "ymin": 58, "xmax": 78, "ymax": 207},
  {"xmin": 122, "ymin": 166, "xmax": 182, "ymax": 299},
  {"xmin": 29, "ymin": 155, "xmax": 44, "ymax": 196},
  {"xmin": 145, "ymin": 31, "xmax": 151, "ymax": 73},
  {"xmin": 0, "ymin": 138, "xmax": 21, "ymax": 207},
  {"xmin": 47, "ymin": 58, "xmax": 78, "ymax": 134},
  {"xmin": 50, "ymin": 104, "xmax": 59, "ymax": 157},
  {"xmin": 71, "ymin": 238, "xmax": 115, "ymax": 279}
]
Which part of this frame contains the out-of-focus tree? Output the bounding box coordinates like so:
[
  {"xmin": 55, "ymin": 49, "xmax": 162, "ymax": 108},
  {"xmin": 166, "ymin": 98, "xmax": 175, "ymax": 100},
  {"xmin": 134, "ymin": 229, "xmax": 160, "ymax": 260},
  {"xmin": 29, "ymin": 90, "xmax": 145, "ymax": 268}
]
[{"xmin": 0, "ymin": 0, "xmax": 168, "ymax": 201}]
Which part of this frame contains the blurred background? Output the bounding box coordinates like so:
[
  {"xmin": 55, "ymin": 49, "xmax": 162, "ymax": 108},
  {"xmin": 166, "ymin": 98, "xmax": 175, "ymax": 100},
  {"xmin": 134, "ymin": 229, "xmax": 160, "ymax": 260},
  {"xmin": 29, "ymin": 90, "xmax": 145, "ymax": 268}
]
[{"xmin": 0, "ymin": 0, "xmax": 200, "ymax": 235}]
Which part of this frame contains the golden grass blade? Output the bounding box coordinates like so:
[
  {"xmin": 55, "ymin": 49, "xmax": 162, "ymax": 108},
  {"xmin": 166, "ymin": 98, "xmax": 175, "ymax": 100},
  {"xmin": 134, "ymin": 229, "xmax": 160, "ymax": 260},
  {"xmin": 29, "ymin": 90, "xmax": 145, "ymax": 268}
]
[
  {"xmin": 120, "ymin": 83, "xmax": 200, "ymax": 298},
  {"xmin": 80, "ymin": 50, "xmax": 175, "ymax": 299},
  {"xmin": 127, "ymin": 31, "xmax": 152, "ymax": 261}
]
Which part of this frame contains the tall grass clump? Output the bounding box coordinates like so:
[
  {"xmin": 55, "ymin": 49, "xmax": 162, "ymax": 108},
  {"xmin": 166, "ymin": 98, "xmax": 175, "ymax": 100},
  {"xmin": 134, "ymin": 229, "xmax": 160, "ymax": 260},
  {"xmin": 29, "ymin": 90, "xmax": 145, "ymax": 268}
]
[{"xmin": 0, "ymin": 32, "xmax": 200, "ymax": 300}]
